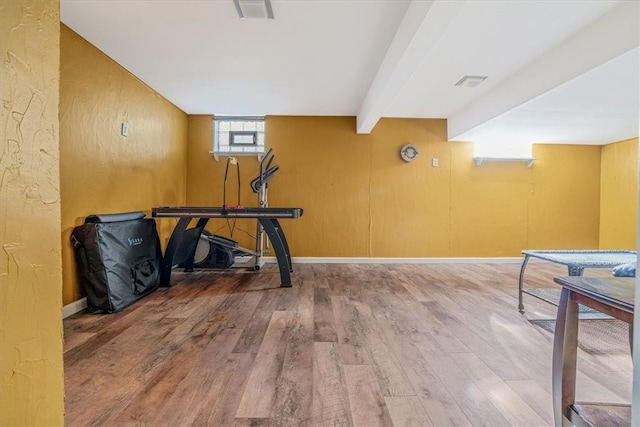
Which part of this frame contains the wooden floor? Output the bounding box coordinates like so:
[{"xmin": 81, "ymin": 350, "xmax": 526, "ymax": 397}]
[{"xmin": 64, "ymin": 261, "xmax": 632, "ymax": 426}]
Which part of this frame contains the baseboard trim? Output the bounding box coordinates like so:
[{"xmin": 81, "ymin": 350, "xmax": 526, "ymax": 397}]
[
  {"xmin": 63, "ymin": 297, "xmax": 87, "ymax": 319},
  {"xmin": 265, "ymin": 256, "xmax": 523, "ymax": 264}
]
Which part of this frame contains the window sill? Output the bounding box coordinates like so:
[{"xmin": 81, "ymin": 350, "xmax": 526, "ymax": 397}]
[
  {"xmin": 473, "ymin": 156, "xmax": 536, "ymax": 167},
  {"xmin": 209, "ymin": 151, "xmax": 265, "ymax": 161}
]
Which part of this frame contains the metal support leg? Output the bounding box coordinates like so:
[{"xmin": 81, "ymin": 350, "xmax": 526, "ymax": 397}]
[
  {"xmin": 258, "ymin": 218, "xmax": 292, "ymax": 287},
  {"xmin": 182, "ymin": 218, "xmax": 209, "ymax": 272},
  {"xmin": 159, "ymin": 217, "xmax": 191, "ymax": 286},
  {"xmin": 159, "ymin": 218, "xmax": 208, "ymax": 286},
  {"xmin": 552, "ymin": 288, "xmax": 579, "ymax": 426},
  {"xmin": 518, "ymin": 255, "xmax": 530, "ymax": 313}
]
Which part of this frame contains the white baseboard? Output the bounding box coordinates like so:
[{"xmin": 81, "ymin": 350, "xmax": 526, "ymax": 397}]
[
  {"xmin": 265, "ymin": 256, "xmax": 523, "ymax": 264},
  {"xmin": 63, "ymin": 297, "xmax": 87, "ymax": 319}
]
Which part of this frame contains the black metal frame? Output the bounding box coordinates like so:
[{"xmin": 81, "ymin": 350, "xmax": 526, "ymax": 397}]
[
  {"xmin": 229, "ymin": 130, "xmax": 258, "ymax": 146},
  {"xmin": 152, "ymin": 206, "xmax": 302, "ymax": 287}
]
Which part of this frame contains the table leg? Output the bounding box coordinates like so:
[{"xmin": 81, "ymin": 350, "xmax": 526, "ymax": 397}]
[
  {"xmin": 552, "ymin": 288, "xmax": 579, "ymax": 426},
  {"xmin": 259, "ymin": 218, "xmax": 292, "ymax": 287},
  {"xmin": 566, "ymin": 265, "xmax": 587, "ymax": 316},
  {"xmin": 518, "ymin": 255, "xmax": 531, "ymax": 313}
]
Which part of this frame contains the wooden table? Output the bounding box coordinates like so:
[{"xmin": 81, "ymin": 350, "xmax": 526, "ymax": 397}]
[{"xmin": 552, "ymin": 276, "xmax": 634, "ymax": 426}]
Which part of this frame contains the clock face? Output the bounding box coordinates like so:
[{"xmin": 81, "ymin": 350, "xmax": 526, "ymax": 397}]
[{"xmin": 401, "ymin": 144, "xmax": 419, "ymax": 162}]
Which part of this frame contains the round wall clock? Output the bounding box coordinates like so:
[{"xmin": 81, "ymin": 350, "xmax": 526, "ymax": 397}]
[{"xmin": 400, "ymin": 143, "xmax": 419, "ymax": 162}]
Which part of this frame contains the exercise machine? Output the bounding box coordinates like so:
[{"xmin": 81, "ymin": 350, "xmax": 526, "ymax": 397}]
[
  {"xmin": 152, "ymin": 206, "xmax": 302, "ymax": 287},
  {"xmin": 187, "ymin": 148, "xmax": 281, "ymax": 271}
]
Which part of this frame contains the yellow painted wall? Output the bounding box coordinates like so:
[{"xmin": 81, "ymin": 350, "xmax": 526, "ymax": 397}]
[
  {"xmin": 369, "ymin": 119, "xmax": 451, "ymax": 256},
  {"xmin": 450, "ymin": 143, "xmax": 601, "ymax": 255},
  {"xmin": 267, "ymin": 116, "xmax": 373, "ymax": 256},
  {"xmin": 528, "ymin": 144, "xmax": 602, "ymax": 250},
  {"xmin": 60, "ymin": 25, "xmax": 188, "ymax": 305},
  {"xmin": 450, "ymin": 142, "xmax": 533, "ymax": 256},
  {"xmin": 186, "ymin": 116, "xmax": 603, "ymax": 257},
  {"xmin": 599, "ymin": 138, "xmax": 638, "ymax": 249},
  {"xmin": 0, "ymin": 1, "xmax": 65, "ymax": 424}
]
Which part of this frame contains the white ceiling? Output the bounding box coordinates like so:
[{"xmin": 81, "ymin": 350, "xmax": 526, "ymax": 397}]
[{"xmin": 60, "ymin": 0, "xmax": 639, "ymax": 145}]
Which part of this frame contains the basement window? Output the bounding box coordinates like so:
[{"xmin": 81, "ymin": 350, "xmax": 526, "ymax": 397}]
[{"xmin": 212, "ymin": 116, "xmax": 266, "ymax": 155}]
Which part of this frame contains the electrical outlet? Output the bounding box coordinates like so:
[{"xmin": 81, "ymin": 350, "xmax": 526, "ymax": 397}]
[
  {"xmin": 432, "ymin": 158, "xmax": 439, "ymax": 167},
  {"xmin": 121, "ymin": 123, "xmax": 129, "ymax": 137}
]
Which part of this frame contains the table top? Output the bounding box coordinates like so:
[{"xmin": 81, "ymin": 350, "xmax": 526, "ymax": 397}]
[
  {"xmin": 553, "ymin": 276, "xmax": 635, "ymax": 315},
  {"xmin": 523, "ymin": 250, "xmax": 636, "ymax": 267}
]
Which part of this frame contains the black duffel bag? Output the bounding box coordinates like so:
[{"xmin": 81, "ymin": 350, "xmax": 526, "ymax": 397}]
[{"xmin": 71, "ymin": 211, "xmax": 161, "ymax": 313}]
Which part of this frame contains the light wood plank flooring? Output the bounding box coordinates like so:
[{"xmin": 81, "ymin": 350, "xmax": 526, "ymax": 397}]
[{"xmin": 64, "ymin": 261, "xmax": 632, "ymax": 426}]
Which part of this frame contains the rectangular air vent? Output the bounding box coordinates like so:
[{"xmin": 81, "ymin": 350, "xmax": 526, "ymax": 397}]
[{"xmin": 455, "ymin": 75, "xmax": 488, "ymax": 87}]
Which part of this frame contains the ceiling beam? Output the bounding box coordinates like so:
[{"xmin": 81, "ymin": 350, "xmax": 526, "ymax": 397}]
[
  {"xmin": 448, "ymin": 0, "xmax": 640, "ymax": 142},
  {"xmin": 356, "ymin": 0, "xmax": 465, "ymax": 134}
]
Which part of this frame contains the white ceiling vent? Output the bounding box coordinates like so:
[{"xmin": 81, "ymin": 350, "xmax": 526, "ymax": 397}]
[
  {"xmin": 233, "ymin": 0, "xmax": 274, "ymax": 19},
  {"xmin": 455, "ymin": 75, "xmax": 488, "ymax": 87}
]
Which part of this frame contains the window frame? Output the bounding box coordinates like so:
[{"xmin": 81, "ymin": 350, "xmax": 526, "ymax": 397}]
[{"xmin": 212, "ymin": 115, "xmax": 266, "ymax": 156}]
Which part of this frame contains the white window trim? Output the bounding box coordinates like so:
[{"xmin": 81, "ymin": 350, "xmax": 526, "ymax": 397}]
[{"xmin": 211, "ymin": 115, "xmax": 266, "ymax": 157}]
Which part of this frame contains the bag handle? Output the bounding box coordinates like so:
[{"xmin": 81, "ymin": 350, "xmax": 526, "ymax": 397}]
[{"xmin": 85, "ymin": 211, "xmax": 146, "ymax": 224}]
